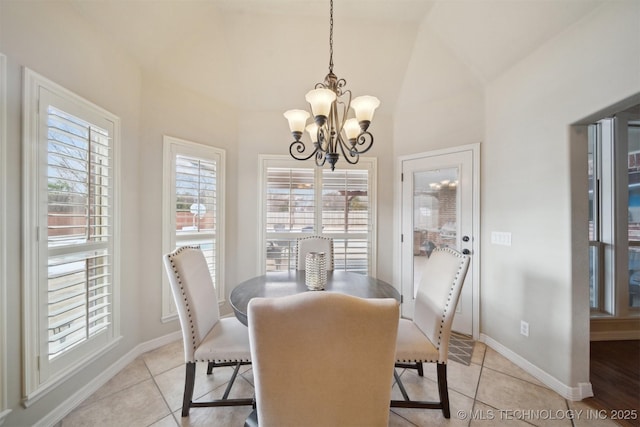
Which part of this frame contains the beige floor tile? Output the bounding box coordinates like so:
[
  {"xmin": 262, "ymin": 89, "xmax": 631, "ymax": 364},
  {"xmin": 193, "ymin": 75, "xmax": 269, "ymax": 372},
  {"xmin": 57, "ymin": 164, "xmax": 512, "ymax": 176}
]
[
  {"xmin": 471, "ymin": 342, "xmax": 487, "ymax": 366},
  {"xmin": 483, "ymin": 348, "xmax": 546, "ymax": 388},
  {"xmin": 469, "ymin": 401, "xmax": 532, "ymax": 426},
  {"xmin": 420, "ymin": 360, "xmax": 482, "ymax": 400},
  {"xmin": 475, "ymin": 368, "xmax": 571, "ymax": 427},
  {"xmin": 62, "ymin": 379, "xmax": 171, "ymax": 427},
  {"xmin": 143, "ymin": 339, "xmax": 185, "ymax": 376},
  {"xmin": 388, "ymin": 410, "xmax": 419, "ymax": 426},
  {"xmin": 77, "ymin": 357, "xmax": 151, "ymax": 409},
  {"xmin": 150, "ymin": 414, "xmax": 180, "ymax": 427}
]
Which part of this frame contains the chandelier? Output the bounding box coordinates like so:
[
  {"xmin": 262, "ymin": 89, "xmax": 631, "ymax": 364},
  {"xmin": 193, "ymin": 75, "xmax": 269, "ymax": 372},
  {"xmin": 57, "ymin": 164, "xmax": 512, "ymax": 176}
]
[{"xmin": 283, "ymin": 0, "xmax": 380, "ymax": 171}]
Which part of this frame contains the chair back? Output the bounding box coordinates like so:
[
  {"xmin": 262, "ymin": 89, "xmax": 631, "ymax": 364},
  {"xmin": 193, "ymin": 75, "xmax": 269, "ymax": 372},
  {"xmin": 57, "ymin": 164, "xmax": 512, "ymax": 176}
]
[
  {"xmin": 163, "ymin": 246, "xmax": 220, "ymax": 362},
  {"xmin": 248, "ymin": 292, "xmax": 399, "ymax": 427},
  {"xmin": 295, "ymin": 236, "xmax": 334, "ymax": 270},
  {"xmin": 413, "ymin": 247, "xmax": 470, "ymax": 363}
]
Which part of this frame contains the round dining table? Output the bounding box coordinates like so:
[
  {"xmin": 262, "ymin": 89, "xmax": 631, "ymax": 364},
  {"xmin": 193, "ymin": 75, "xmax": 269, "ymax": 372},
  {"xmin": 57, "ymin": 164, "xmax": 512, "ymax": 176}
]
[{"xmin": 230, "ymin": 270, "xmax": 401, "ymax": 326}]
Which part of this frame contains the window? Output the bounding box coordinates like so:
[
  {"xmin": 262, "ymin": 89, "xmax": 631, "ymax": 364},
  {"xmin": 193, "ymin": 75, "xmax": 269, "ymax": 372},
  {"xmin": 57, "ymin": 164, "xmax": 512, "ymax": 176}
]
[
  {"xmin": 23, "ymin": 69, "xmax": 120, "ymax": 402},
  {"xmin": 259, "ymin": 155, "xmax": 376, "ymax": 275},
  {"xmin": 162, "ymin": 136, "xmax": 225, "ymax": 320},
  {"xmin": 588, "ymin": 108, "xmax": 640, "ymax": 317}
]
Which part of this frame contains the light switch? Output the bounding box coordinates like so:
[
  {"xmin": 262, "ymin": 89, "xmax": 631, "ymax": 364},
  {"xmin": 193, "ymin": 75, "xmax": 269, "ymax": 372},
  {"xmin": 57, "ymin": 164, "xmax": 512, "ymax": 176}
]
[{"xmin": 491, "ymin": 231, "xmax": 512, "ymax": 246}]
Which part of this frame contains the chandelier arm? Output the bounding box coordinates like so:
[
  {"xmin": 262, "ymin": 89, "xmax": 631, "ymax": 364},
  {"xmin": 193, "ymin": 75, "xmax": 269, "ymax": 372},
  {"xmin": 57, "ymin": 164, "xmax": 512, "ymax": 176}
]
[
  {"xmin": 317, "ymin": 126, "xmax": 331, "ymax": 153},
  {"xmin": 336, "ymin": 135, "xmax": 360, "ymax": 165},
  {"xmin": 289, "ymin": 140, "xmax": 320, "ymax": 161},
  {"xmin": 315, "ymin": 149, "xmax": 327, "ymax": 167},
  {"xmin": 349, "ymin": 131, "xmax": 375, "ymax": 155}
]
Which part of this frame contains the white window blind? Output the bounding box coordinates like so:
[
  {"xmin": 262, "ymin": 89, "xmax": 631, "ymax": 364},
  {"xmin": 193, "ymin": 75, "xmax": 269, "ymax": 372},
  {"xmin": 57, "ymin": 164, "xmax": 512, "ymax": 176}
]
[
  {"xmin": 47, "ymin": 107, "xmax": 113, "ymax": 358},
  {"xmin": 261, "ymin": 156, "xmax": 376, "ymax": 274},
  {"xmin": 175, "ymin": 155, "xmax": 218, "ymax": 282}
]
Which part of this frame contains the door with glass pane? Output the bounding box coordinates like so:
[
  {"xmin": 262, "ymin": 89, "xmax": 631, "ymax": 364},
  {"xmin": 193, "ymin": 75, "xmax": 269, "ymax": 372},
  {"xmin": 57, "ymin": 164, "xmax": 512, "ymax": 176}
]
[{"xmin": 400, "ymin": 145, "xmax": 478, "ymax": 336}]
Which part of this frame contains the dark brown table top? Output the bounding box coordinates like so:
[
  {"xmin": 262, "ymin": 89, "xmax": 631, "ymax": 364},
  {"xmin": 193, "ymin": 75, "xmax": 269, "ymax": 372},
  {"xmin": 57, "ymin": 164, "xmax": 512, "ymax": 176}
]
[{"xmin": 230, "ymin": 270, "xmax": 401, "ymax": 326}]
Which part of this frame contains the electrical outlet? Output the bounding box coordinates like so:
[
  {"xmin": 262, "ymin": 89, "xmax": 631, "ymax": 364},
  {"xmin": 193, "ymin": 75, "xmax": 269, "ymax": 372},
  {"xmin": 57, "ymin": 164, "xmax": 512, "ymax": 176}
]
[{"xmin": 520, "ymin": 320, "xmax": 529, "ymax": 337}]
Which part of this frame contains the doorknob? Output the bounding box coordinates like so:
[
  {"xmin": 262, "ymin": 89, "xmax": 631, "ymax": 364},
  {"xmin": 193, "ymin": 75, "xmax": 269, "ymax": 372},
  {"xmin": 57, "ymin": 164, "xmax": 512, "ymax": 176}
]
[
  {"xmin": 462, "ymin": 249, "xmax": 471, "ymax": 255},
  {"xmin": 462, "ymin": 236, "xmax": 470, "ymax": 242}
]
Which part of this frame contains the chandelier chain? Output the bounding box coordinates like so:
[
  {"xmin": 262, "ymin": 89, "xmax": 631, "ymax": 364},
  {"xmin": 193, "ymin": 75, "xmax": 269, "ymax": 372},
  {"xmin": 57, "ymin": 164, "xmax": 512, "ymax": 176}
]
[{"xmin": 329, "ymin": 0, "xmax": 334, "ymax": 74}]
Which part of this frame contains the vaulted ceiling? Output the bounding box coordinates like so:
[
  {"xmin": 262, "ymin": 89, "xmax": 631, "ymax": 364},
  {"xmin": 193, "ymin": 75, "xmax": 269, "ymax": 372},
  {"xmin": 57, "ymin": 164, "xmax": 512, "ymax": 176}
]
[{"xmin": 70, "ymin": 0, "xmax": 605, "ymax": 115}]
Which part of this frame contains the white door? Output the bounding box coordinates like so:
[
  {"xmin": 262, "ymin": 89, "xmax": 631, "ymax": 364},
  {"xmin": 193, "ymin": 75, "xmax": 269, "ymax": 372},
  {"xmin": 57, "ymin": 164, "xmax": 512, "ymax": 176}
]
[{"xmin": 400, "ymin": 144, "xmax": 479, "ymax": 336}]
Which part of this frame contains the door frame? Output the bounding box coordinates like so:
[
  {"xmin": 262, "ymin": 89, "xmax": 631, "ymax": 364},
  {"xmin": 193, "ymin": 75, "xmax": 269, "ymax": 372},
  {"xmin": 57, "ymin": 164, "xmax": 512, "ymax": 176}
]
[{"xmin": 394, "ymin": 143, "xmax": 481, "ymax": 339}]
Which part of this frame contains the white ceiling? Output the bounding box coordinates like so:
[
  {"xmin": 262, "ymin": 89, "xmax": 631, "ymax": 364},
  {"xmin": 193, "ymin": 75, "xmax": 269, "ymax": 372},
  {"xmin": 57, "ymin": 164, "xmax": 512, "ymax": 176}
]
[{"xmin": 69, "ymin": 0, "xmax": 605, "ymax": 114}]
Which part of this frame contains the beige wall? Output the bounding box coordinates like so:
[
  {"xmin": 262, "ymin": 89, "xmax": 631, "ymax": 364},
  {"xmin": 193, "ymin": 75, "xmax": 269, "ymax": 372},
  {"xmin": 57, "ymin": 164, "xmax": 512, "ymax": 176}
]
[
  {"xmin": 1, "ymin": 1, "xmax": 144, "ymax": 425},
  {"xmin": 482, "ymin": 0, "xmax": 640, "ymax": 387}
]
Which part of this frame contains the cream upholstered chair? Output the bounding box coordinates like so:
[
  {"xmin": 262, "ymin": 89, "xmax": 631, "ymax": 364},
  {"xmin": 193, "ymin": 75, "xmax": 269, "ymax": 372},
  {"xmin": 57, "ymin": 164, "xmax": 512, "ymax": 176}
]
[
  {"xmin": 245, "ymin": 292, "xmax": 399, "ymax": 427},
  {"xmin": 295, "ymin": 235, "xmax": 334, "ymax": 270},
  {"xmin": 163, "ymin": 246, "xmax": 253, "ymax": 416},
  {"xmin": 392, "ymin": 247, "xmax": 470, "ymax": 418}
]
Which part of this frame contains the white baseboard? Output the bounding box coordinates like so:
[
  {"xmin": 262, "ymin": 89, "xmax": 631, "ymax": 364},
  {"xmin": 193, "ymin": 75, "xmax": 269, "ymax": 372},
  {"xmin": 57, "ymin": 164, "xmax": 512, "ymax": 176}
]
[
  {"xmin": 480, "ymin": 334, "xmax": 593, "ymax": 401},
  {"xmin": 35, "ymin": 331, "xmax": 182, "ymax": 427}
]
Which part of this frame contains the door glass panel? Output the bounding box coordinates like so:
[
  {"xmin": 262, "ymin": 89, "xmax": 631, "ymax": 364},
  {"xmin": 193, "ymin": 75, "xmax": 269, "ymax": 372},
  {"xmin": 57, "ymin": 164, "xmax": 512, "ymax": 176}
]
[
  {"xmin": 588, "ymin": 125, "xmax": 600, "ymax": 310},
  {"xmin": 628, "ymin": 120, "xmax": 640, "ymax": 308},
  {"xmin": 413, "ymin": 168, "xmax": 459, "ymax": 293}
]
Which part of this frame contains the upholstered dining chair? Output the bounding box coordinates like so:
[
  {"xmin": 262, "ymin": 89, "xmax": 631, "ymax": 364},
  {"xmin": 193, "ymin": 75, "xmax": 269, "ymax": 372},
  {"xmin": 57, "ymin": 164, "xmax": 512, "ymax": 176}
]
[
  {"xmin": 295, "ymin": 235, "xmax": 334, "ymax": 270},
  {"xmin": 244, "ymin": 292, "xmax": 399, "ymax": 427},
  {"xmin": 163, "ymin": 246, "xmax": 253, "ymax": 417},
  {"xmin": 392, "ymin": 247, "xmax": 470, "ymax": 418}
]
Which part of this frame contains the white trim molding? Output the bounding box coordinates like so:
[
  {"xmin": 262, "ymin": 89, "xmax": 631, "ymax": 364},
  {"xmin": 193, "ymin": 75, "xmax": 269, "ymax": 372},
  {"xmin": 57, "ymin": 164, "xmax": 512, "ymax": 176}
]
[
  {"xmin": 480, "ymin": 334, "xmax": 594, "ymax": 401},
  {"xmin": 0, "ymin": 52, "xmax": 10, "ymax": 426}
]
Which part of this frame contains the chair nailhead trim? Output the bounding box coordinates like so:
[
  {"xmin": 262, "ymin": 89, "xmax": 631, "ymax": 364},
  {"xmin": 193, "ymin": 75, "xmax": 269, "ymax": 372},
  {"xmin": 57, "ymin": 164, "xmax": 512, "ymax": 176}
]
[
  {"xmin": 167, "ymin": 245, "xmax": 204, "ymax": 360},
  {"xmin": 433, "ymin": 248, "xmax": 468, "ymax": 358}
]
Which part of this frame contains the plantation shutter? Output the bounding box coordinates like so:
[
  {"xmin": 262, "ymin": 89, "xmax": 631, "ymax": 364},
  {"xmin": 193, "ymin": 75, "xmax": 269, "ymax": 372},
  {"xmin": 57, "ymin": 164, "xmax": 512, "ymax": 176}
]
[
  {"xmin": 262, "ymin": 160, "xmax": 374, "ymax": 274},
  {"xmin": 46, "ymin": 106, "xmax": 113, "ymax": 359},
  {"xmin": 322, "ymin": 169, "xmax": 370, "ymax": 273},
  {"xmin": 173, "ymin": 155, "xmax": 219, "ymax": 284}
]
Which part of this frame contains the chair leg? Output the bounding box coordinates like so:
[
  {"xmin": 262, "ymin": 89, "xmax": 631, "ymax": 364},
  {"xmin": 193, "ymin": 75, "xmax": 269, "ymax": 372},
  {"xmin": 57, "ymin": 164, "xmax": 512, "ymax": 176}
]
[
  {"xmin": 436, "ymin": 362, "xmax": 450, "ymax": 418},
  {"xmin": 394, "ymin": 361, "xmax": 423, "ymax": 376},
  {"xmin": 390, "ymin": 362, "xmax": 451, "ymax": 418},
  {"xmin": 182, "ymin": 362, "xmax": 196, "ymax": 417}
]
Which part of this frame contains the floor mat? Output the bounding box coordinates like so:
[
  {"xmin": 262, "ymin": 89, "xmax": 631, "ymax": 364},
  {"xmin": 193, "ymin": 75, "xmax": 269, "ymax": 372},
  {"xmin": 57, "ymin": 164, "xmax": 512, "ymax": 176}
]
[{"xmin": 448, "ymin": 332, "xmax": 475, "ymax": 365}]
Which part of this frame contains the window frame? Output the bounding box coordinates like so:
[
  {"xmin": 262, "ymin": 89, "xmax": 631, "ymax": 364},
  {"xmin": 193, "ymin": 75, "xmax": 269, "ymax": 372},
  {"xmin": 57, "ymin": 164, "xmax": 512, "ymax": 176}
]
[
  {"xmin": 162, "ymin": 136, "xmax": 226, "ymax": 321},
  {"xmin": 258, "ymin": 154, "xmax": 377, "ymax": 276},
  {"xmin": 22, "ymin": 68, "xmax": 122, "ymax": 404},
  {"xmin": 0, "ymin": 52, "xmax": 9, "ymax": 422},
  {"xmin": 589, "ymin": 113, "xmax": 640, "ymax": 317}
]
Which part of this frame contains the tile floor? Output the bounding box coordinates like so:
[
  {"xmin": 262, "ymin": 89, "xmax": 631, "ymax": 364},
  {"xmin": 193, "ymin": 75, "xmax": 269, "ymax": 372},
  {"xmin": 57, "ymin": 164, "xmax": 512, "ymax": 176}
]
[{"xmin": 60, "ymin": 339, "xmax": 616, "ymax": 427}]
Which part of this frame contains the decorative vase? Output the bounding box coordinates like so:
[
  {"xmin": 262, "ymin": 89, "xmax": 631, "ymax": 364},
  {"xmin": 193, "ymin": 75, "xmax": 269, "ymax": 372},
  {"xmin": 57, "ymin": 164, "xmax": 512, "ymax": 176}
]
[{"xmin": 305, "ymin": 252, "xmax": 327, "ymax": 290}]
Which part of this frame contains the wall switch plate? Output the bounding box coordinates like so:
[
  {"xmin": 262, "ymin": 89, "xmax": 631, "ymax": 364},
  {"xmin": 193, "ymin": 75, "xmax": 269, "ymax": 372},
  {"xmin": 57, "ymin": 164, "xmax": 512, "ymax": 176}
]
[
  {"xmin": 520, "ymin": 320, "xmax": 529, "ymax": 337},
  {"xmin": 491, "ymin": 231, "xmax": 512, "ymax": 246}
]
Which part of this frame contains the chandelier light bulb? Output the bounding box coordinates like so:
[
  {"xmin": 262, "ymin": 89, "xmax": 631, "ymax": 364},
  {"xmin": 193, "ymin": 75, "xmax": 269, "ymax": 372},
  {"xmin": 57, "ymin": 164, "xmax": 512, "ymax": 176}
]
[
  {"xmin": 350, "ymin": 95, "xmax": 380, "ymax": 125},
  {"xmin": 306, "ymin": 122, "xmax": 319, "ymax": 143},
  {"xmin": 343, "ymin": 118, "xmax": 361, "ymax": 141},
  {"xmin": 305, "ymin": 88, "xmax": 336, "ymax": 123},
  {"xmin": 284, "ymin": 109, "xmax": 310, "ymax": 135}
]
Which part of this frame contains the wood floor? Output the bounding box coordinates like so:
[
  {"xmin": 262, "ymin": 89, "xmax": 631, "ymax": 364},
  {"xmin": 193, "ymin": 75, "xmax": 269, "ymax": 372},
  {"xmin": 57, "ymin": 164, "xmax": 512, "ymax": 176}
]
[{"xmin": 584, "ymin": 340, "xmax": 640, "ymax": 427}]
